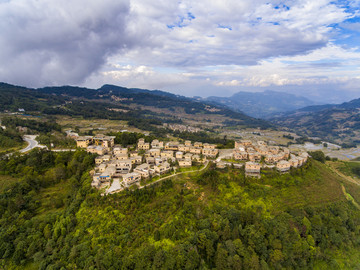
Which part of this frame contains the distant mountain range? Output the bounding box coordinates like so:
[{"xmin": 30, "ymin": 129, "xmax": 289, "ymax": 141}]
[
  {"xmin": 271, "ymin": 98, "xmax": 360, "ymax": 145},
  {"xmin": 203, "ymin": 90, "xmax": 319, "ymax": 118},
  {"xmin": 0, "ymin": 82, "xmax": 271, "ymax": 131},
  {"xmin": 2, "ymin": 82, "xmax": 358, "ymax": 145}
]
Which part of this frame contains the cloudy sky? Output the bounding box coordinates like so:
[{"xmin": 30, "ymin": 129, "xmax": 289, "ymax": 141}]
[{"xmin": 0, "ymin": 0, "xmax": 359, "ymax": 103}]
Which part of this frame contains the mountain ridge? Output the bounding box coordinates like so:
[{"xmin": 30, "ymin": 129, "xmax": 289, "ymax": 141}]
[
  {"xmin": 271, "ymin": 97, "xmax": 360, "ymax": 145},
  {"xmin": 204, "ymin": 90, "xmax": 319, "ymax": 118},
  {"xmin": 0, "ymin": 82, "xmax": 272, "ymax": 130}
]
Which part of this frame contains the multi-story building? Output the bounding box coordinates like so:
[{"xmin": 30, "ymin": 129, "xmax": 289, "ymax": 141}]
[
  {"xmin": 235, "ymin": 140, "xmax": 252, "ymax": 148},
  {"xmin": 179, "ymin": 159, "xmax": 192, "ymax": 167},
  {"xmin": 161, "ymin": 151, "xmax": 174, "ymax": 158},
  {"xmin": 75, "ymin": 136, "xmax": 93, "ymax": 148},
  {"xmin": 234, "ymin": 150, "xmax": 248, "ymax": 160},
  {"xmin": 134, "ymin": 163, "xmax": 152, "ymax": 178},
  {"xmin": 276, "ymin": 160, "xmax": 291, "ymax": 172},
  {"xmin": 190, "ymin": 146, "xmax": 202, "ymax": 154},
  {"xmin": 110, "ymin": 159, "xmax": 132, "ymax": 174},
  {"xmin": 123, "ymin": 172, "xmax": 141, "ymax": 186},
  {"xmin": 176, "ymin": 151, "xmax": 184, "ymax": 159},
  {"xmin": 165, "ymin": 142, "xmax": 179, "ymax": 151},
  {"xmin": 115, "ymin": 153, "xmax": 129, "ymax": 160},
  {"xmin": 248, "ymin": 152, "xmax": 261, "ymax": 162},
  {"xmin": 155, "ymin": 162, "xmax": 171, "ymax": 174},
  {"xmin": 178, "ymin": 144, "xmax": 190, "ymax": 152},
  {"xmin": 151, "ymin": 139, "xmax": 164, "ymax": 149},
  {"xmin": 130, "ymin": 155, "xmax": 142, "ymax": 165},
  {"xmin": 87, "ymin": 145, "xmax": 107, "ymax": 155},
  {"xmin": 93, "ymin": 134, "xmax": 115, "ymax": 148},
  {"xmin": 113, "ymin": 147, "xmax": 128, "ymax": 155},
  {"xmin": 194, "ymin": 142, "xmax": 203, "ymax": 148},
  {"xmin": 147, "ymin": 148, "xmax": 161, "ymax": 157},
  {"xmin": 245, "ymin": 162, "xmax": 261, "ymax": 175},
  {"xmin": 202, "ymin": 148, "xmax": 218, "ymax": 158},
  {"xmin": 184, "ymin": 153, "xmax": 193, "ymax": 160},
  {"xmin": 203, "ymin": 143, "xmax": 216, "ymax": 149},
  {"xmin": 137, "ymin": 139, "xmax": 150, "ymax": 150}
]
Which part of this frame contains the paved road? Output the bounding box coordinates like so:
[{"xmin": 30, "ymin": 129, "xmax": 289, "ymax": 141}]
[{"xmin": 20, "ymin": 135, "xmax": 47, "ymax": 153}]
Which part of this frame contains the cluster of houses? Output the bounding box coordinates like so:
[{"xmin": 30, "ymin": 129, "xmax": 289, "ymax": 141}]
[
  {"xmin": 163, "ymin": 123, "xmax": 201, "ymax": 133},
  {"xmin": 75, "ymin": 134, "xmax": 309, "ymax": 192},
  {"xmin": 75, "ymin": 136, "xmax": 219, "ymax": 193},
  {"xmin": 227, "ymin": 140, "xmax": 309, "ymax": 177},
  {"xmin": 75, "ymin": 134, "xmax": 116, "ymax": 155}
]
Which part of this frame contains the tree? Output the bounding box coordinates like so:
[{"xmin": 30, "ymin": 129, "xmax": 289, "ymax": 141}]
[{"xmin": 308, "ymin": 151, "xmax": 326, "ymax": 163}]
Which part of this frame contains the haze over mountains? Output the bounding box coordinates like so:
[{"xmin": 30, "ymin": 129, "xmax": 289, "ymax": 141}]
[{"xmin": 204, "ymin": 90, "xmax": 319, "ymax": 118}]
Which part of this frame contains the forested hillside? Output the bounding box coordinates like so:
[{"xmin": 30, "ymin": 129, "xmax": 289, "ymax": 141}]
[
  {"xmin": 0, "ymin": 83, "xmax": 66, "ymax": 112},
  {"xmin": 0, "ymin": 82, "xmax": 272, "ymax": 132},
  {"xmin": 271, "ymin": 98, "xmax": 360, "ymax": 145},
  {"xmin": 0, "ymin": 126, "xmax": 23, "ymax": 153},
  {"xmin": 0, "ymin": 150, "xmax": 359, "ymax": 269}
]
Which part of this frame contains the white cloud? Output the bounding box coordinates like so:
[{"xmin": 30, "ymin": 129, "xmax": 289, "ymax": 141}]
[
  {"xmin": 0, "ymin": 0, "xmax": 359, "ymax": 103},
  {"xmin": 84, "ymin": 63, "xmax": 191, "ymax": 90},
  {"xmin": 119, "ymin": 0, "xmax": 354, "ymax": 67}
]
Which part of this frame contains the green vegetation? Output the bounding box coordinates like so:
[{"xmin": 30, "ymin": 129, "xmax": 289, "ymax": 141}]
[
  {"xmin": 335, "ymin": 161, "xmax": 360, "ymax": 179},
  {"xmin": 37, "ymin": 133, "xmax": 76, "ymax": 149},
  {"xmin": 0, "ymin": 126, "xmax": 23, "ymax": 152},
  {"xmin": 272, "ymin": 98, "xmax": 360, "ymax": 145},
  {"xmin": 0, "ymin": 151, "xmax": 359, "ymax": 269},
  {"xmin": 308, "ymin": 150, "xmax": 326, "ymax": 163},
  {"xmin": 0, "ymin": 82, "xmax": 65, "ymax": 112},
  {"xmin": 2, "ymin": 116, "xmax": 62, "ymax": 133},
  {"xmin": 1, "ymin": 116, "xmax": 77, "ymax": 149},
  {"xmin": 1, "ymin": 82, "xmax": 273, "ymax": 137}
]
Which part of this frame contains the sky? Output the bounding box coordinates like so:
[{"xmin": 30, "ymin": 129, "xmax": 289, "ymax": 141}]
[{"xmin": 0, "ymin": 0, "xmax": 360, "ymax": 103}]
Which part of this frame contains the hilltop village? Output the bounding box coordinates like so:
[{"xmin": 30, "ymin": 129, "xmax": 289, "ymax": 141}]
[
  {"xmin": 230, "ymin": 140, "xmax": 308, "ymax": 177},
  {"xmin": 75, "ymin": 134, "xmax": 309, "ymax": 194}
]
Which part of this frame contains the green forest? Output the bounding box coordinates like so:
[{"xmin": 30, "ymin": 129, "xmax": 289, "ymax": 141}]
[
  {"xmin": 0, "ymin": 126, "xmax": 24, "ymax": 153},
  {"xmin": 0, "ymin": 149, "xmax": 359, "ymax": 269}
]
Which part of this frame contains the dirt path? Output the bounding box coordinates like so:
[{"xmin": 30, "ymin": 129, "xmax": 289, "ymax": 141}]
[
  {"xmin": 327, "ymin": 163, "xmax": 360, "ymax": 186},
  {"xmin": 139, "ymin": 161, "xmax": 209, "ymax": 189},
  {"xmin": 341, "ymin": 185, "xmax": 360, "ymax": 210}
]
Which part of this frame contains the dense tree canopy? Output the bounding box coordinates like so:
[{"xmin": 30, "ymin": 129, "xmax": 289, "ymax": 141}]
[{"xmin": 0, "ymin": 152, "xmax": 359, "ymax": 269}]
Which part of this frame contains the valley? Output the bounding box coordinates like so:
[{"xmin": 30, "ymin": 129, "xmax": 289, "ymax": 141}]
[
  {"xmin": 0, "ymin": 82, "xmax": 359, "ymax": 269},
  {"xmin": 1, "ymin": 2, "xmax": 360, "ymax": 268}
]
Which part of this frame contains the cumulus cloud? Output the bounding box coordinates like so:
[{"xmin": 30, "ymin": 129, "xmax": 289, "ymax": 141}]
[
  {"xmin": 0, "ymin": 0, "xmax": 131, "ymax": 87},
  {"xmin": 0, "ymin": 0, "xmax": 359, "ymax": 102},
  {"xmin": 121, "ymin": 0, "xmax": 353, "ymax": 67},
  {"xmin": 84, "ymin": 63, "xmax": 192, "ymax": 90}
]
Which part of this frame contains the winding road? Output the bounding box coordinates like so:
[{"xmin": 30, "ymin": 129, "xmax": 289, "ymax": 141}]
[{"xmin": 20, "ymin": 135, "xmax": 47, "ymax": 153}]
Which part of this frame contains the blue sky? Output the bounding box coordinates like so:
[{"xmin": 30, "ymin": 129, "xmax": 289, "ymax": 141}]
[{"xmin": 0, "ymin": 0, "xmax": 359, "ymax": 103}]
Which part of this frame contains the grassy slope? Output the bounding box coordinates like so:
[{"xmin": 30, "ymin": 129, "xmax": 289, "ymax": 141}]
[
  {"xmin": 72, "ymin": 160, "xmax": 359, "ymax": 267},
  {"xmin": 2, "ymin": 159, "xmax": 360, "ymax": 269},
  {"xmin": 0, "ymin": 175, "xmax": 21, "ymax": 192}
]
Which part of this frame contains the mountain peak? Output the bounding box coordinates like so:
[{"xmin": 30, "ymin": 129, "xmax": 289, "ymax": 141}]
[{"xmin": 206, "ymin": 90, "xmax": 318, "ymax": 118}]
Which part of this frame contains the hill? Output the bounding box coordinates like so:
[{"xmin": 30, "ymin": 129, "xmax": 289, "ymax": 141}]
[
  {"xmin": 0, "ymin": 82, "xmax": 272, "ymax": 133},
  {"xmin": 0, "ymin": 82, "xmax": 66, "ymax": 112},
  {"xmin": 204, "ymin": 90, "xmax": 317, "ymax": 118},
  {"xmin": 271, "ymin": 98, "xmax": 360, "ymax": 146},
  {"xmin": 0, "ymin": 150, "xmax": 360, "ymax": 268}
]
